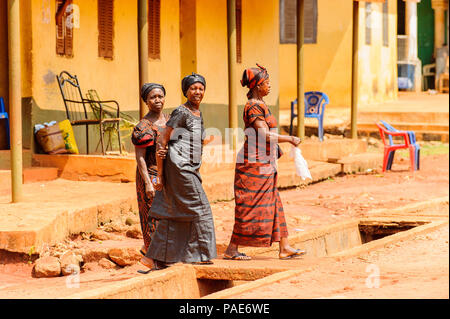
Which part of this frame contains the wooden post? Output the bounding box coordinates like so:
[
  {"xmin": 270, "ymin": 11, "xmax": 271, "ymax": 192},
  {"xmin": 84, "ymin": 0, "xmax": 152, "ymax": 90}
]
[
  {"xmin": 8, "ymin": 0, "xmax": 23, "ymax": 203},
  {"xmin": 227, "ymin": 0, "xmax": 238, "ymax": 149},
  {"xmin": 296, "ymin": 0, "xmax": 305, "ymax": 139},
  {"xmin": 138, "ymin": 0, "xmax": 148, "ymax": 119},
  {"xmin": 351, "ymin": 0, "xmax": 359, "ymax": 139}
]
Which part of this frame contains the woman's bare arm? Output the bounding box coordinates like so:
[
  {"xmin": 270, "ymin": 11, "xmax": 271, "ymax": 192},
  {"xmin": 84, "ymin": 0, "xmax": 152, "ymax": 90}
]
[
  {"xmin": 252, "ymin": 119, "xmax": 301, "ymax": 146},
  {"xmin": 155, "ymin": 126, "xmax": 173, "ymax": 189},
  {"xmin": 135, "ymin": 146, "xmax": 155, "ymax": 198}
]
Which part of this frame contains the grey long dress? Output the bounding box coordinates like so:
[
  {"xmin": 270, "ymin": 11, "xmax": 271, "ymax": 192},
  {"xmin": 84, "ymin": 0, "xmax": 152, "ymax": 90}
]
[{"xmin": 147, "ymin": 105, "xmax": 217, "ymax": 263}]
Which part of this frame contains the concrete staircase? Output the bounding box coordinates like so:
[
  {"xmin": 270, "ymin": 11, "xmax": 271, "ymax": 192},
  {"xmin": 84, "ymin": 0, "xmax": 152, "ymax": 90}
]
[{"xmin": 356, "ymin": 111, "xmax": 449, "ymax": 142}]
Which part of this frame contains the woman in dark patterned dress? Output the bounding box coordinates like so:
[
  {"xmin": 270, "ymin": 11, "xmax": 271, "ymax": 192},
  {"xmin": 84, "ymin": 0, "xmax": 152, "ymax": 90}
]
[
  {"xmin": 132, "ymin": 83, "xmax": 169, "ymax": 258},
  {"xmin": 139, "ymin": 73, "xmax": 217, "ymax": 272},
  {"xmin": 224, "ymin": 64, "xmax": 306, "ymax": 261}
]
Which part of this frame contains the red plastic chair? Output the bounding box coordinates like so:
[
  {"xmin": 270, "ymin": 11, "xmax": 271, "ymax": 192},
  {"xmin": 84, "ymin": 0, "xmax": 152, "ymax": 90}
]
[{"xmin": 376, "ymin": 123, "xmax": 416, "ymax": 172}]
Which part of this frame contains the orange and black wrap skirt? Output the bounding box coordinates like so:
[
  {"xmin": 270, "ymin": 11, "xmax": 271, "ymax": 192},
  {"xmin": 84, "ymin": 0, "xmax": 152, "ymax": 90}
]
[{"xmin": 230, "ymin": 101, "xmax": 289, "ymax": 247}]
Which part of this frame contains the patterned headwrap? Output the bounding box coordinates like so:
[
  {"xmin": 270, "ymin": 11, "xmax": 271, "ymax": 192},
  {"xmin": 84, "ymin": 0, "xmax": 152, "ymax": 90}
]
[
  {"xmin": 240, "ymin": 63, "xmax": 269, "ymax": 91},
  {"xmin": 141, "ymin": 83, "xmax": 166, "ymax": 103},
  {"xmin": 181, "ymin": 73, "xmax": 206, "ymax": 97}
]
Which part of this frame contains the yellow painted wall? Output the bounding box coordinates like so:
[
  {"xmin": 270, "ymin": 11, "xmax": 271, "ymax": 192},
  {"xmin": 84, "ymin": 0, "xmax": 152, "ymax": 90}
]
[
  {"xmin": 180, "ymin": 0, "xmax": 197, "ymax": 100},
  {"xmin": 279, "ymin": 0, "xmax": 353, "ymax": 110},
  {"xmin": 195, "ymin": 0, "xmax": 280, "ymax": 107},
  {"xmin": 279, "ymin": 0, "xmax": 398, "ymax": 110},
  {"xmin": 0, "ymin": 1, "xmax": 8, "ymax": 103},
  {"xmin": 30, "ymin": 0, "xmax": 139, "ymax": 112},
  {"xmin": 357, "ymin": 0, "xmax": 398, "ymax": 106},
  {"xmin": 148, "ymin": 0, "xmax": 182, "ymax": 109},
  {"xmin": 195, "ymin": 0, "xmax": 229, "ymax": 105},
  {"xmin": 240, "ymin": 0, "xmax": 280, "ymax": 107}
]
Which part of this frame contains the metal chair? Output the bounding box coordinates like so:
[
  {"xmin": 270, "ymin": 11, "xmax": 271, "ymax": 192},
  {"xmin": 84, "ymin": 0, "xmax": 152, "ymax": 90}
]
[
  {"xmin": 0, "ymin": 97, "xmax": 10, "ymax": 150},
  {"xmin": 56, "ymin": 71, "xmax": 122, "ymax": 155},
  {"xmin": 289, "ymin": 91, "xmax": 329, "ymax": 141}
]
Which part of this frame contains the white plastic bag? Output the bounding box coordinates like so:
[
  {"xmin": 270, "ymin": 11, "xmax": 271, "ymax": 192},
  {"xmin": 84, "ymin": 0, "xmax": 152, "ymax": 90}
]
[{"xmin": 290, "ymin": 145, "xmax": 312, "ymax": 180}]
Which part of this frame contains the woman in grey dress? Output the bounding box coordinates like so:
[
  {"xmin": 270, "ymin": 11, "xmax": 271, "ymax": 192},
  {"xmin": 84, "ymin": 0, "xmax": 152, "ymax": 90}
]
[{"xmin": 140, "ymin": 73, "xmax": 217, "ymax": 272}]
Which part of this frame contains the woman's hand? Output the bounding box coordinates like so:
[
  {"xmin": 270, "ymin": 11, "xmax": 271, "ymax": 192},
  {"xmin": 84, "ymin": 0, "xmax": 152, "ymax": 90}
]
[
  {"xmin": 289, "ymin": 136, "xmax": 301, "ymax": 146},
  {"xmin": 154, "ymin": 174, "xmax": 164, "ymax": 191},
  {"xmin": 156, "ymin": 146, "xmax": 168, "ymax": 159},
  {"xmin": 145, "ymin": 182, "xmax": 156, "ymax": 199}
]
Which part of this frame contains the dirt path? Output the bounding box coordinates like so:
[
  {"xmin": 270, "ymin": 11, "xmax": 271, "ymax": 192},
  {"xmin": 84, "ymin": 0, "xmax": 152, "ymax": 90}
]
[
  {"xmin": 0, "ymin": 149, "xmax": 448, "ymax": 299},
  {"xmin": 234, "ymin": 226, "xmax": 449, "ymax": 299}
]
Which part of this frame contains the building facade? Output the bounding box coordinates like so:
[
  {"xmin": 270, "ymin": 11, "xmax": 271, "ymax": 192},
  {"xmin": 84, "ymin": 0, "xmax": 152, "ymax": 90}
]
[{"xmin": 1, "ymin": 0, "xmax": 401, "ymax": 153}]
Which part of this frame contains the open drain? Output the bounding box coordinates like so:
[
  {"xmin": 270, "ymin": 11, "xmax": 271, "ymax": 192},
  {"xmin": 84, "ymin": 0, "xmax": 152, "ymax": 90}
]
[{"xmin": 358, "ymin": 221, "xmax": 428, "ymax": 243}]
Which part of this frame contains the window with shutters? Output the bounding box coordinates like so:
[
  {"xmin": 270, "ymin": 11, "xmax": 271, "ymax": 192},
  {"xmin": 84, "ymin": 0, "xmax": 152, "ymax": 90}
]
[
  {"xmin": 279, "ymin": 0, "xmax": 317, "ymax": 44},
  {"xmin": 365, "ymin": 3, "xmax": 372, "ymax": 45},
  {"xmin": 236, "ymin": 0, "xmax": 242, "ymax": 63},
  {"xmin": 55, "ymin": 0, "xmax": 73, "ymax": 57},
  {"xmin": 98, "ymin": 0, "xmax": 114, "ymax": 59},
  {"xmin": 382, "ymin": 1, "xmax": 389, "ymax": 47},
  {"xmin": 148, "ymin": 0, "xmax": 161, "ymax": 60}
]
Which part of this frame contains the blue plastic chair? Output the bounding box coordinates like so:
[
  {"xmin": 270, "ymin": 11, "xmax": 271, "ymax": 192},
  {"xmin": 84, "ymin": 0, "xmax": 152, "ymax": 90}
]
[
  {"xmin": 0, "ymin": 97, "xmax": 10, "ymax": 150},
  {"xmin": 381, "ymin": 120, "xmax": 420, "ymax": 171},
  {"xmin": 289, "ymin": 91, "xmax": 329, "ymax": 141}
]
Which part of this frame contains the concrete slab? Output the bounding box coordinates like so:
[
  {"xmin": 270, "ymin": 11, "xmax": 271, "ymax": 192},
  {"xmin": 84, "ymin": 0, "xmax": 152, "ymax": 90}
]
[
  {"xmin": 0, "ymin": 167, "xmax": 58, "ymax": 187},
  {"xmin": 0, "ymin": 180, "xmax": 137, "ymax": 254}
]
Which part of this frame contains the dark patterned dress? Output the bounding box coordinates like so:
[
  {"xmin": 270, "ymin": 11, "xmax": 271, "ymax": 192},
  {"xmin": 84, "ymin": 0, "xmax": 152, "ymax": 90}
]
[
  {"xmin": 132, "ymin": 115, "xmax": 168, "ymax": 250},
  {"xmin": 230, "ymin": 100, "xmax": 289, "ymax": 247}
]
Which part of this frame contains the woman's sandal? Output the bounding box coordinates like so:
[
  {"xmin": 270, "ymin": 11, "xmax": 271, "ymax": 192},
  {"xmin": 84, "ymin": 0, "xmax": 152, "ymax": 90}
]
[
  {"xmin": 279, "ymin": 249, "xmax": 306, "ymax": 260},
  {"xmin": 137, "ymin": 256, "xmax": 161, "ymax": 274},
  {"xmin": 223, "ymin": 252, "xmax": 252, "ymax": 261}
]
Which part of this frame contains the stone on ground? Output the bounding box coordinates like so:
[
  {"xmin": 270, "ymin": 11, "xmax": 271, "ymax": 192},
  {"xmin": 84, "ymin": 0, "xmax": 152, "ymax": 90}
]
[
  {"xmin": 108, "ymin": 248, "xmax": 141, "ymax": 267},
  {"xmin": 33, "ymin": 256, "xmax": 61, "ymax": 278}
]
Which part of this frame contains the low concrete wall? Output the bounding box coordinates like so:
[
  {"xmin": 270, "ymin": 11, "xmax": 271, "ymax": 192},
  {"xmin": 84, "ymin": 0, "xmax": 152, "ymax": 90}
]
[
  {"xmin": 66, "ymin": 264, "xmax": 202, "ymax": 299},
  {"xmin": 241, "ymin": 219, "xmax": 363, "ymax": 258},
  {"xmin": 0, "ymin": 196, "xmax": 137, "ymax": 254}
]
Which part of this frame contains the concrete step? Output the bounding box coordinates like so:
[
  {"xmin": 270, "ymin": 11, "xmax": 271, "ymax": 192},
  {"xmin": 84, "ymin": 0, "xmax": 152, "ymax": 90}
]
[
  {"xmin": 357, "ymin": 111, "xmax": 449, "ymax": 125},
  {"xmin": 357, "ymin": 122, "xmax": 449, "ymax": 132},
  {"xmin": 0, "ymin": 150, "xmax": 33, "ymax": 170},
  {"xmin": 0, "ymin": 167, "xmax": 59, "ymax": 186},
  {"xmin": 33, "ymin": 139, "xmax": 370, "ymax": 183},
  {"xmin": 353, "ymin": 126, "xmax": 449, "ymax": 142}
]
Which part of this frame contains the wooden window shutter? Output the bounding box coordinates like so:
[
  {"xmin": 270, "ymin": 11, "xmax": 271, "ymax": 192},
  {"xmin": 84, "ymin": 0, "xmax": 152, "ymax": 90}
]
[
  {"xmin": 303, "ymin": 0, "xmax": 317, "ymax": 44},
  {"xmin": 55, "ymin": 0, "xmax": 73, "ymax": 57},
  {"xmin": 148, "ymin": 0, "xmax": 161, "ymax": 60},
  {"xmin": 64, "ymin": 0, "xmax": 74, "ymax": 57},
  {"xmin": 382, "ymin": 1, "xmax": 389, "ymax": 47},
  {"xmin": 56, "ymin": 0, "xmax": 66, "ymax": 55},
  {"xmin": 236, "ymin": 0, "xmax": 242, "ymax": 63},
  {"xmin": 98, "ymin": 0, "xmax": 114, "ymax": 59},
  {"xmin": 280, "ymin": 0, "xmax": 296, "ymax": 44},
  {"xmin": 279, "ymin": 0, "xmax": 317, "ymax": 44}
]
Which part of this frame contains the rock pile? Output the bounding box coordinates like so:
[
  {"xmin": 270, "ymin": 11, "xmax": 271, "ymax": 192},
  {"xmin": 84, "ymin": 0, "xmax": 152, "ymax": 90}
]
[{"xmin": 32, "ymin": 210, "xmax": 144, "ymax": 278}]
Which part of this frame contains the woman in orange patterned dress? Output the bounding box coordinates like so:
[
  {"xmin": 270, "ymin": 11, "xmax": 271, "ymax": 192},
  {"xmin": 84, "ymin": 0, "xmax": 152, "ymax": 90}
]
[
  {"xmin": 132, "ymin": 83, "xmax": 169, "ymax": 257},
  {"xmin": 224, "ymin": 64, "xmax": 306, "ymax": 261}
]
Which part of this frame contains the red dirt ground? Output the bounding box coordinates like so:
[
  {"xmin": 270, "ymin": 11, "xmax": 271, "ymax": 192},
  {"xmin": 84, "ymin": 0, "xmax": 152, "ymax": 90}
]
[{"xmin": 0, "ymin": 150, "xmax": 448, "ymax": 299}]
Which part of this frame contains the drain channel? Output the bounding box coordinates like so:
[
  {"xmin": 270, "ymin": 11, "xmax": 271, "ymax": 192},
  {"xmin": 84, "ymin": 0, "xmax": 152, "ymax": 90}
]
[{"xmin": 359, "ymin": 221, "xmax": 427, "ymax": 243}]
